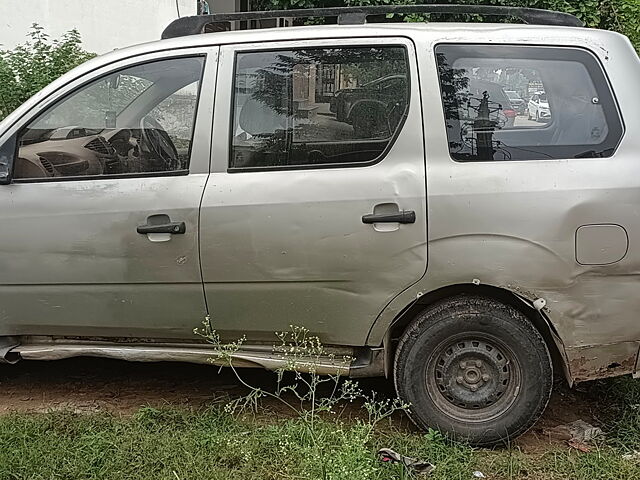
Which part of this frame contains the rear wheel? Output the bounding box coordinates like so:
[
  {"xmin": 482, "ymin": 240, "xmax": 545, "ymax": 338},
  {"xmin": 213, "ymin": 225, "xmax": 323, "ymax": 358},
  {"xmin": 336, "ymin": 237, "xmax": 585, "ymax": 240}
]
[{"xmin": 394, "ymin": 295, "xmax": 552, "ymax": 446}]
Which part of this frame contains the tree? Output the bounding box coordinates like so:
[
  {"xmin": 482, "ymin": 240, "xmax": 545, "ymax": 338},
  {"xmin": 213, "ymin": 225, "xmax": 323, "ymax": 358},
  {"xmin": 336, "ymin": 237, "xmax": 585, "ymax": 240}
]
[
  {"xmin": 0, "ymin": 25, "xmax": 95, "ymax": 120},
  {"xmin": 251, "ymin": 0, "xmax": 640, "ymax": 52}
]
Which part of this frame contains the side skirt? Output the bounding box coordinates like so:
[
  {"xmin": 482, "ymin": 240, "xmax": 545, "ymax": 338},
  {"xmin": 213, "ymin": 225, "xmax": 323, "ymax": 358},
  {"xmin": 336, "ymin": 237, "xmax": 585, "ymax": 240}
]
[{"xmin": 5, "ymin": 337, "xmax": 386, "ymax": 377}]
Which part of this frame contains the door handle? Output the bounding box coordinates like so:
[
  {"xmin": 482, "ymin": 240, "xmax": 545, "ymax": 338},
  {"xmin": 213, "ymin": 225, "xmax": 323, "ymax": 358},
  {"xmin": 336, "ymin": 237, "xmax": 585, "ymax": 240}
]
[
  {"xmin": 362, "ymin": 210, "xmax": 416, "ymax": 224},
  {"xmin": 137, "ymin": 221, "xmax": 186, "ymax": 235}
]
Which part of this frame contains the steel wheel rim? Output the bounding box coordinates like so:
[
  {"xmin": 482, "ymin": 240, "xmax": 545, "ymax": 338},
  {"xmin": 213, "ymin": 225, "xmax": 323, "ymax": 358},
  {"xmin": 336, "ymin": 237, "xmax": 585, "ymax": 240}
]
[{"xmin": 425, "ymin": 332, "xmax": 522, "ymax": 423}]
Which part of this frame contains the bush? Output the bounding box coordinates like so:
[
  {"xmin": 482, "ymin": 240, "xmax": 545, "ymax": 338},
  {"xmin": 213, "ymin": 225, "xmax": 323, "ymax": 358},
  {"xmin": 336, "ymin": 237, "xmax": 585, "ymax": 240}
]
[{"xmin": 0, "ymin": 24, "xmax": 95, "ymax": 121}]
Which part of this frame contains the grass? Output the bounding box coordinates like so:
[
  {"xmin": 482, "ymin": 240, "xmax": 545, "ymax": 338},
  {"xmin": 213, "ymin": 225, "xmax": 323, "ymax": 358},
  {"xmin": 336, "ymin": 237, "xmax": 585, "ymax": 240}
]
[{"xmin": 2, "ymin": 377, "xmax": 640, "ymax": 479}]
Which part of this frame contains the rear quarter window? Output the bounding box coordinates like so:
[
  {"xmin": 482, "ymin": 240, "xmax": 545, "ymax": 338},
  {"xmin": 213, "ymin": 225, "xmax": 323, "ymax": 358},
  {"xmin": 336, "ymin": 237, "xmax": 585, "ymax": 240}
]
[{"xmin": 435, "ymin": 44, "xmax": 623, "ymax": 162}]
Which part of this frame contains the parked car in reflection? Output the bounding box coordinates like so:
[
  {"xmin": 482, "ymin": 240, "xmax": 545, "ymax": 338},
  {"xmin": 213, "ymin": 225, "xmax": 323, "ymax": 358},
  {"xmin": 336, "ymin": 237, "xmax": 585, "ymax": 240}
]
[
  {"xmin": 528, "ymin": 91, "xmax": 552, "ymax": 122},
  {"xmin": 330, "ymin": 74, "xmax": 407, "ymax": 138},
  {"xmin": 505, "ymin": 90, "xmax": 526, "ymax": 115}
]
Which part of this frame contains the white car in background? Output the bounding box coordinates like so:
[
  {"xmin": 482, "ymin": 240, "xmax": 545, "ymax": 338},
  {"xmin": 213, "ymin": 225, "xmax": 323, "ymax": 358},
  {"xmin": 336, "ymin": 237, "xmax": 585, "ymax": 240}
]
[{"xmin": 528, "ymin": 91, "xmax": 551, "ymax": 122}]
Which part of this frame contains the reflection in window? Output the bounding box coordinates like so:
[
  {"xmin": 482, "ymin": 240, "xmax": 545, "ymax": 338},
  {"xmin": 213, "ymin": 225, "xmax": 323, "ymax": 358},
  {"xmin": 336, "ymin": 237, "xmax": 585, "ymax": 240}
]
[
  {"xmin": 230, "ymin": 46, "xmax": 409, "ymax": 169},
  {"xmin": 15, "ymin": 57, "xmax": 204, "ymax": 180},
  {"xmin": 436, "ymin": 45, "xmax": 622, "ymax": 162}
]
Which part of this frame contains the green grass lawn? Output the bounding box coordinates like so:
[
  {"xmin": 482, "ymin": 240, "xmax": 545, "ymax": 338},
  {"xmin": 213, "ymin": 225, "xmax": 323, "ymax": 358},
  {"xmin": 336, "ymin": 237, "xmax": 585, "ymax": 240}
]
[{"xmin": 2, "ymin": 376, "xmax": 640, "ymax": 480}]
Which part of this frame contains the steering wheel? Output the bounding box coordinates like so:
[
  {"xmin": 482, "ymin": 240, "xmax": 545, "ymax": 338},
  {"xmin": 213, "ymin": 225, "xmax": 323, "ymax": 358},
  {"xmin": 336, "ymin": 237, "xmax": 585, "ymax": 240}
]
[{"xmin": 139, "ymin": 116, "xmax": 180, "ymax": 171}]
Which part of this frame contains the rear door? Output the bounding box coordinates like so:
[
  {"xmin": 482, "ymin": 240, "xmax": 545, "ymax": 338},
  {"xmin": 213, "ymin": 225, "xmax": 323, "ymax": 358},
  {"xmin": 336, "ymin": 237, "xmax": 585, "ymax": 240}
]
[{"xmin": 200, "ymin": 37, "xmax": 427, "ymax": 345}]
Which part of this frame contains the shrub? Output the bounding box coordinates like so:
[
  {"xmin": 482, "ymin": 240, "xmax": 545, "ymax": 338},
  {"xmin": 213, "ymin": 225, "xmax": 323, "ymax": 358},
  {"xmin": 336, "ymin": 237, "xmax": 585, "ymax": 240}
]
[{"xmin": 0, "ymin": 24, "xmax": 95, "ymax": 121}]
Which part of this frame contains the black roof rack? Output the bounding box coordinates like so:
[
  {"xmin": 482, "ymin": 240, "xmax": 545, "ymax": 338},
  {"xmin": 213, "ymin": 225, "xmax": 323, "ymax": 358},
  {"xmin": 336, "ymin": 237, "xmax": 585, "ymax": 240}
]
[{"xmin": 162, "ymin": 5, "xmax": 584, "ymax": 40}]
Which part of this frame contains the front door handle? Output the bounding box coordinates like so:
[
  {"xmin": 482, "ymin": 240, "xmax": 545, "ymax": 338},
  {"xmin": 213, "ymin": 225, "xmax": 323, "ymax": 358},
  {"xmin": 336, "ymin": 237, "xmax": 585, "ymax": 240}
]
[
  {"xmin": 362, "ymin": 210, "xmax": 416, "ymax": 224},
  {"xmin": 137, "ymin": 221, "xmax": 186, "ymax": 235}
]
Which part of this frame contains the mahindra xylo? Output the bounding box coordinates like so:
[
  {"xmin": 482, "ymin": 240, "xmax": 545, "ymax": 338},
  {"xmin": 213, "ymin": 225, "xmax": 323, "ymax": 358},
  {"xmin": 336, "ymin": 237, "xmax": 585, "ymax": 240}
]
[{"xmin": 0, "ymin": 5, "xmax": 638, "ymax": 445}]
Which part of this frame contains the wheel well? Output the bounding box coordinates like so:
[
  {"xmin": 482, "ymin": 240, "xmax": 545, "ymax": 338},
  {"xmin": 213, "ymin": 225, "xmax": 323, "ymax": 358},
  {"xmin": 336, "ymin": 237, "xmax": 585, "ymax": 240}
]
[{"xmin": 385, "ymin": 283, "xmax": 570, "ymax": 384}]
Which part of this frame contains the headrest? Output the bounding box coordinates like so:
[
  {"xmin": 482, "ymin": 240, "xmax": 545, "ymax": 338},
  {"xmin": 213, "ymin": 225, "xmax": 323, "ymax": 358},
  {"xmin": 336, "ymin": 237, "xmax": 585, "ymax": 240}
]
[{"xmin": 238, "ymin": 97, "xmax": 287, "ymax": 136}]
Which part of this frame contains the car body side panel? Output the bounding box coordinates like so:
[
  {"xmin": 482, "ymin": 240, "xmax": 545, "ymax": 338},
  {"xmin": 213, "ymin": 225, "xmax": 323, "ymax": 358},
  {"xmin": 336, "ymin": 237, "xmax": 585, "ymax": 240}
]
[
  {"xmin": 0, "ymin": 175, "xmax": 208, "ymax": 338},
  {"xmin": 200, "ymin": 38, "xmax": 427, "ymax": 345},
  {"xmin": 0, "ymin": 47, "xmax": 219, "ymax": 339},
  {"xmin": 368, "ymin": 29, "xmax": 640, "ymax": 383}
]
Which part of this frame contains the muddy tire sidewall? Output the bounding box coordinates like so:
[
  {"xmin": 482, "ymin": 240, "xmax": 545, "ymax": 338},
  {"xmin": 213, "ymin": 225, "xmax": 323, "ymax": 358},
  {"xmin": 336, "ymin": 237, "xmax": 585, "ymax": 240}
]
[{"xmin": 394, "ymin": 295, "xmax": 553, "ymax": 446}]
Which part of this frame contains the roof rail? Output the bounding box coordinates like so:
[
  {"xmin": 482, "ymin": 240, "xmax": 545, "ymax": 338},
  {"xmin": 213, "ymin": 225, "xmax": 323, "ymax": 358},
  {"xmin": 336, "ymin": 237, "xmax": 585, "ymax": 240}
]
[{"xmin": 161, "ymin": 5, "xmax": 584, "ymax": 39}]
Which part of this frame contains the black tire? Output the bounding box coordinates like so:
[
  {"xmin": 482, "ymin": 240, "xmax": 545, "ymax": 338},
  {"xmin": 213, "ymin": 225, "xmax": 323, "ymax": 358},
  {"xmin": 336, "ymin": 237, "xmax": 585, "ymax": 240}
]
[{"xmin": 394, "ymin": 295, "xmax": 552, "ymax": 446}]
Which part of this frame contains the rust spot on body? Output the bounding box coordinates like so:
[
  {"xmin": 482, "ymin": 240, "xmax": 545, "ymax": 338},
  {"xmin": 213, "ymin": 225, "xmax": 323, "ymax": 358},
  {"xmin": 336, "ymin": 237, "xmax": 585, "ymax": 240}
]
[{"xmin": 569, "ymin": 348, "xmax": 636, "ymax": 383}]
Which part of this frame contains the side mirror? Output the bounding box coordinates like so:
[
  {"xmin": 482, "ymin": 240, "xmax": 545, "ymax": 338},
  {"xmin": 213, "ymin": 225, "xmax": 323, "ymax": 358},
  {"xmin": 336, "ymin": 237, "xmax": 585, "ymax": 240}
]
[{"xmin": 0, "ymin": 134, "xmax": 16, "ymax": 185}]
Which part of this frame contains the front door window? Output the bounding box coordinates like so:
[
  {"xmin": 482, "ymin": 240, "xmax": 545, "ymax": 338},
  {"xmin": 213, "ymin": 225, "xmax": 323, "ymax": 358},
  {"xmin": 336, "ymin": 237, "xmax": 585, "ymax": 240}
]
[{"xmin": 15, "ymin": 57, "xmax": 204, "ymax": 180}]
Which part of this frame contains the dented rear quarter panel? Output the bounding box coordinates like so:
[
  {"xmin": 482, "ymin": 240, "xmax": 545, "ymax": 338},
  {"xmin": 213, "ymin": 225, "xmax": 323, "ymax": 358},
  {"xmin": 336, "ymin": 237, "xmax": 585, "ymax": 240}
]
[{"xmin": 369, "ymin": 26, "xmax": 640, "ymax": 384}]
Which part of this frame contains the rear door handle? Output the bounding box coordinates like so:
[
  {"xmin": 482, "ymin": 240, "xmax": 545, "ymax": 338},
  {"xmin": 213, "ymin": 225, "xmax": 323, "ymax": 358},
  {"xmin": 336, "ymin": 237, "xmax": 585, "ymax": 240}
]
[
  {"xmin": 362, "ymin": 211, "xmax": 416, "ymax": 224},
  {"xmin": 137, "ymin": 221, "xmax": 186, "ymax": 235}
]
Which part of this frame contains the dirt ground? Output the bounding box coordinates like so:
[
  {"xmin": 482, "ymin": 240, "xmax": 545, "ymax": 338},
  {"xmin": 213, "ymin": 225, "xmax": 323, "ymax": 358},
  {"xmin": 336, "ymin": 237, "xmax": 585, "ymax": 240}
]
[{"xmin": 0, "ymin": 358, "xmax": 603, "ymax": 452}]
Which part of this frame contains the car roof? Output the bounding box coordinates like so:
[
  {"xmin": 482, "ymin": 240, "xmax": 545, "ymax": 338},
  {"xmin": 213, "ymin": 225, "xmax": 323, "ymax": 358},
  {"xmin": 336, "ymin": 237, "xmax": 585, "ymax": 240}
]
[
  {"xmin": 44, "ymin": 23, "xmax": 629, "ymax": 81},
  {"xmin": 117, "ymin": 22, "xmax": 623, "ymax": 56},
  {"xmin": 0, "ymin": 22, "xmax": 630, "ymax": 136}
]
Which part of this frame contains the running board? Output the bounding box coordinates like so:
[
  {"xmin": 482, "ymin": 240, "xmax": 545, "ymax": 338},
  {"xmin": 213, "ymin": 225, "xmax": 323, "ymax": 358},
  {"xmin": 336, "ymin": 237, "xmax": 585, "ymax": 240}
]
[{"xmin": 13, "ymin": 342, "xmax": 354, "ymax": 375}]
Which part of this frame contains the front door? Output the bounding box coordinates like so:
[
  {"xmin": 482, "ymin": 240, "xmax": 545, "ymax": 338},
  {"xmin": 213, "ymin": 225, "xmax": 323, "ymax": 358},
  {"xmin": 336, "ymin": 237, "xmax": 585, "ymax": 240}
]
[
  {"xmin": 200, "ymin": 38, "xmax": 427, "ymax": 345},
  {"xmin": 0, "ymin": 50, "xmax": 217, "ymax": 340}
]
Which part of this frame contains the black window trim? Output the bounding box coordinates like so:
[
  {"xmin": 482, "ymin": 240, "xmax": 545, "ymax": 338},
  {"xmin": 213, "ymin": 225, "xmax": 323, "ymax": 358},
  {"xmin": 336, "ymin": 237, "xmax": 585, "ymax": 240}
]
[
  {"xmin": 434, "ymin": 43, "xmax": 625, "ymax": 163},
  {"xmin": 13, "ymin": 169, "xmax": 190, "ymax": 184},
  {"xmin": 227, "ymin": 43, "xmax": 412, "ymax": 173},
  {"xmin": 11, "ymin": 54, "xmax": 207, "ymax": 184}
]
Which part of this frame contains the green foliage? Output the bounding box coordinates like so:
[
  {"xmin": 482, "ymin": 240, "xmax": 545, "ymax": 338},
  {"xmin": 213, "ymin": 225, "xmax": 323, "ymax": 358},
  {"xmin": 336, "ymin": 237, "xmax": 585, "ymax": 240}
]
[
  {"xmin": 252, "ymin": 0, "xmax": 640, "ymax": 52},
  {"xmin": 0, "ymin": 24, "xmax": 95, "ymax": 121},
  {"xmin": 197, "ymin": 323, "xmax": 409, "ymax": 479},
  {"xmin": 5, "ymin": 379, "xmax": 640, "ymax": 480}
]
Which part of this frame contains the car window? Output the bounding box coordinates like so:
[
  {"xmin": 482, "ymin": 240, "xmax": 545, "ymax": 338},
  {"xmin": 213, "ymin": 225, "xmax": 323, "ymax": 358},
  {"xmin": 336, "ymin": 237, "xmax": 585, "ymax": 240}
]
[
  {"xmin": 147, "ymin": 81, "xmax": 201, "ymax": 170},
  {"xmin": 230, "ymin": 46, "xmax": 409, "ymax": 170},
  {"xmin": 14, "ymin": 56, "xmax": 204, "ymax": 180},
  {"xmin": 436, "ymin": 45, "xmax": 623, "ymax": 162}
]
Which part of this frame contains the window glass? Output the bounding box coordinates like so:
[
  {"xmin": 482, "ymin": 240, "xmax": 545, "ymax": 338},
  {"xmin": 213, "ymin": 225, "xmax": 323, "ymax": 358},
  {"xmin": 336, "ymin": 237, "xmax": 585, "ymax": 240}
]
[
  {"xmin": 231, "ymin": 46, "xmax": 409, "ymax": 169},
  {"xmin": 148, "ymin": 81, "xmax": 200, "ymax": 170},
  {"xmin": 436, "ymin": 45, "xmax": 623, "ymax": 162},
  {"xmin": 15, "ymin": 57, "xmax": 204, "ymax": 180}
]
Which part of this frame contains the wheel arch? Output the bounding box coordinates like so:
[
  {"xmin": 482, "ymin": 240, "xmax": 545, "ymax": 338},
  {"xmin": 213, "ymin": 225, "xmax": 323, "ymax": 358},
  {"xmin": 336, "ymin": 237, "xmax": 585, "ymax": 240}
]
[{"xmin": 382, "ymin": 283, "xmax": 572, "ymax": 385}]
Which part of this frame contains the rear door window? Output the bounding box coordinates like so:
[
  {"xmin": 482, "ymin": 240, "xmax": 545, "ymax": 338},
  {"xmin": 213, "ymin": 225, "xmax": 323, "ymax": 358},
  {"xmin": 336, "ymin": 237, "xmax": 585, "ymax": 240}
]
[
  {"xmin": 435, "ymin": 45, "xmax": 623, "ymax": 162},
  {"xmin": 230, "ymin": 46, "xmax": 410, "ymax": 170}
]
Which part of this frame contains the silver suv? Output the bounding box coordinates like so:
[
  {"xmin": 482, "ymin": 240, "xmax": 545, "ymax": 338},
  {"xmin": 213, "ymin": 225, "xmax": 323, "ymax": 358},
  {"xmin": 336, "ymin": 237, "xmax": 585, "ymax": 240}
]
[{"xmin": 0, "ymin": 5, "xmax": 638, "ymax": 446}]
